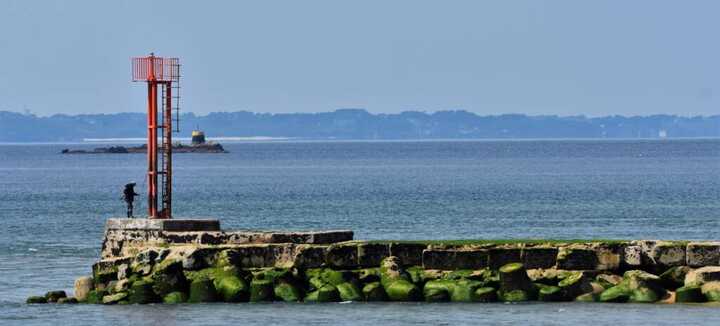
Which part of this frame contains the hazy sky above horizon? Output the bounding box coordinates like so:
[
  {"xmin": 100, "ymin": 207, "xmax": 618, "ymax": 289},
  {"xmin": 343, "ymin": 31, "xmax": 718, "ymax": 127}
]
[{"xmin": 0, "ymin": 0, "xmax": 718, "ymax": 117}]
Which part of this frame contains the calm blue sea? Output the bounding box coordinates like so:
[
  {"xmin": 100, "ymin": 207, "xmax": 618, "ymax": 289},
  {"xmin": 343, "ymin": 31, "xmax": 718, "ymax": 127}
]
[{"xmin": 1, "ymin": 139, "xmax": 719, "ymax": 325}]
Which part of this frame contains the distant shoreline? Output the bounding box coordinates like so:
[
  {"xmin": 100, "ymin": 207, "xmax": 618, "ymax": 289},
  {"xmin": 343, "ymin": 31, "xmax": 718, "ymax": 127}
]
[{"xmin": 1, "ymin": 137, "xmax": 719, "ymax": 146}]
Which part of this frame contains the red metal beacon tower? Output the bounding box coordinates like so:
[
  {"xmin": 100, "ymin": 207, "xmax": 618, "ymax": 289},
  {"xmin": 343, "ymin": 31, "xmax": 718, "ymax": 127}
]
[{"xmin": 131, "ymin": 54, "xmax": 181, "ymax": 219}]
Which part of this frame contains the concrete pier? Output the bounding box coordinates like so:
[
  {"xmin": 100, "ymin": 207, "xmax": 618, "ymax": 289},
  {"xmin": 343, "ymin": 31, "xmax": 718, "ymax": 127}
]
[{"xmin": 29, "ymin": 218, "xmax": 720, "ymax": 305}]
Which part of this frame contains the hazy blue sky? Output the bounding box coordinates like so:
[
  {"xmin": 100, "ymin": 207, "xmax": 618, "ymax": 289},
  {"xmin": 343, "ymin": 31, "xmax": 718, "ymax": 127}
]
[{"xmin": 0, "ymin": 0, "xmax": 718, "ymax": 116}]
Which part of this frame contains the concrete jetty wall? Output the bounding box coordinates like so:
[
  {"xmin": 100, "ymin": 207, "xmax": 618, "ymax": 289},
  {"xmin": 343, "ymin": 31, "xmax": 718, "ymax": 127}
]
[
  {"xmin": 27, "ymin": 219, "xmax": 720, "ymax": 305},
  {"xmin": 99, "ymin": 219, "xmax": 719, "ymax": 273}
]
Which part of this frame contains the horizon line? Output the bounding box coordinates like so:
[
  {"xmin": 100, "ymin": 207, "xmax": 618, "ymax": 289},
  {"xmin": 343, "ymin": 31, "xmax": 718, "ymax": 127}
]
[{"xmin": 2, "ymin": 108, "xmax": 719, "ymax": 119}]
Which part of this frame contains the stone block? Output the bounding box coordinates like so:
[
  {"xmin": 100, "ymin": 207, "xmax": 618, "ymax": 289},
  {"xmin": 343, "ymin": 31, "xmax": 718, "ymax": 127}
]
[
  {"xmin": 389, "ymin": 243, "xmax": 427, "ymax": 266},
  {"xmin": 357, "ymin": 243, "xmax": 390, "ymax": 267},
  {"xmin": 180, "ymin": 247, "xmax": 218, "ymax": 270},
  {"xmin": 422, "ymin": 249, "xmax": 456, "ymax": 270},
  {"xmin": 325, "ymin": 243, "xmax": 359, "ymax": 268},
  {"xmin": 685, "ymin": 266, "xmax": 720, "ymax": 286},
  {"xmin": 310, "ymin": 230, "xmax": 355, "ymax": 244},
  {"xmin": 293, "ymin": 245, "xmax": 328, "ymax": 268},
  {"xmin": 650, "ymin": 242, "xmax": 686, "ymax": 268},
  {"xmin": 422, "ymin": 249, "xmax": 488, "ymax": 270},
  {"xmin": 522, "ymin": 247, "xmax": 558, "ymax": 269},
  {"xmin": 105, "ymin": 218, "xmax": 221, "ymax": 232},
  {"xmin": 594, "ymin": 244, "xmax": 623, "ymax": 271},
  {"xmin": 687, "ymin": 242, "xmax": 720, "ymax": 267},
  {"xmin": 556, "ymin": 247, "xmax": 598, "ymax": 270},
  {"xmin": 488, "ymin": 248, "xmax": 522, "ymax": 269},
  {"xmin": 622, "ymin": 245, "xmax": 642, "ymax": 268},
  {"xmin": 454, "ymin": 250, "xmax": 489, "ymax": 269}
]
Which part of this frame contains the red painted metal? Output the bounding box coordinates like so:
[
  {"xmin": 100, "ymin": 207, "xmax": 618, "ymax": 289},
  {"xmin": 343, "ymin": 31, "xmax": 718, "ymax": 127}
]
[{"xmin": 132, "ymin": 54, "xmax": 179, "ymax": 219}]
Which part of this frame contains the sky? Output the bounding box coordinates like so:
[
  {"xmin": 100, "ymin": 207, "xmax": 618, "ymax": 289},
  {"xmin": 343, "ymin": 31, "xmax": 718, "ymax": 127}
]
[{"xmin": 0, "ymin": 0, "xmax": 718, "ymax": 117}]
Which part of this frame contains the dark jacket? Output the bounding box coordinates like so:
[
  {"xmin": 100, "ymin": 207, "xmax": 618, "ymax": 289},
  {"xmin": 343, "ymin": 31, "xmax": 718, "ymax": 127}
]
[{"xmin": 123, "ymin": 184, "xmax": 139, "ymax": 202}]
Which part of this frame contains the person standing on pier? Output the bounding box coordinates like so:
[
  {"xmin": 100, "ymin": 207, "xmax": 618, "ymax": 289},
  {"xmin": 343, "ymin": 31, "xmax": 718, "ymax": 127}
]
[{"xmin": 122, "ymin": 182, "xmax": 139, "ymax": 218}]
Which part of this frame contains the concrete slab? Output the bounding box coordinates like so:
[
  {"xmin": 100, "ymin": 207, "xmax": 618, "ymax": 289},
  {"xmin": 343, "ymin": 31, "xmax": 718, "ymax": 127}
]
[{"xmin": 105, "ymin": 218, "xmax": 221, "ymax": 232}]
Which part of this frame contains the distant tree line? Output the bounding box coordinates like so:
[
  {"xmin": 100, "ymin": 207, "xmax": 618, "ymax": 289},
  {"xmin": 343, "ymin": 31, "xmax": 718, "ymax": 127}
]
[{"xmin": 1, "ymin": 109, "xmax": 718, "ymax": 142}]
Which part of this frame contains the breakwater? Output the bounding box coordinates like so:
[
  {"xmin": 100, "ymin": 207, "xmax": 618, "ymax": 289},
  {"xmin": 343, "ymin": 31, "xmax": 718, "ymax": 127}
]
[{"xmin": 26, "ymin": 219, "xmax": 720, "ymax": 305}]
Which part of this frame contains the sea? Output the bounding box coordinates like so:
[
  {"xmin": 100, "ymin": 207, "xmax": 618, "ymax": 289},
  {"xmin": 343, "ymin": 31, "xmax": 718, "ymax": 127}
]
[{"xmin": 1, "ymin": 139, "xmax": 719, "ymax": 325}]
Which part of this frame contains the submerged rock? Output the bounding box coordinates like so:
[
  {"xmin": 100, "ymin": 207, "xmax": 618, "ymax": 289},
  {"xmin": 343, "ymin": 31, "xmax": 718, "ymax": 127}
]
[
  {"xmin": 57, "ymin": 297, "xmax": 79, "ymax": 304},
  {"xmin": 26, "ymin": 296, "xmax": 47, "ymax": 304},
  {"xmin": 45, "ymin": 290, "xmax": 67, "ymax": 303}
]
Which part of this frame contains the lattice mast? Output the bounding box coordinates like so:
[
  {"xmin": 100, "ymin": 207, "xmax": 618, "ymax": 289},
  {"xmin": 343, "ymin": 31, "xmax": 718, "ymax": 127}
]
[{"xmin": 132, "ymin": 54, "xmax": 180, "ymax": 219}]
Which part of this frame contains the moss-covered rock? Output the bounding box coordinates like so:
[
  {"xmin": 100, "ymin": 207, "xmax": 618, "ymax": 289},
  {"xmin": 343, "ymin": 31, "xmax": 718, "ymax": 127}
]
[
  {"xmin": 128, "ymin": 280, "xmax": 160, "ymax": 304},
  {"xmin": 254, "ymin": 268, "xmax": 292, "ymax": 284},
  {"xmin": 249, "ymin": 278, "xmax": 274, "ymax": 302},
  {"xmin": 474, "ymin": 287, "xmax": 498, "ymax": 302},
  {"xmin": 659, "ymin": 266, "xmax": 690, "ymax": 290},
  {"xmin": 305, "ymin": 284, "xmax": 340, "ymax": 302},
  {"xmin": 558, "ymin": 272, "xmax": 592, "ymax": 299},
  {"xmin": 162, "ymin": 291, "xmax": 188, "ymax": 304},
  {"xmin": 629, "ymin": 286, "xmax": 660, "ymax": 303},
  {"xmin": 701, "ymin": 282, "xmax": 720, "ymax": 302},
  {"xmin": 151, "ymin": 260, "xmax": 188, "ymax": 297},
  {"xmin": 274, "ymin": 281, "xmax": 302, "ymax": 302},
  {"xmin": 26, "ymin": 296, "xmax": 47, "ymax": 304},
  {"xmin": 406, "ymin": 266, "xmax": 426, "ymax": 285},
  {"xmin": 308, "ymin": 277, "xmax": 326, "ymax": 291},
  {"xmin": 379, "ymin": 256, "xmax": 411, "ymax": 288},
  {"xmin": 423, "ymin": 280, "xmax": 454, "ymax": 302},
  {"xmin": 45, "ymin": 290, "xmax": 67, "ymax": 303},
  {"xmin": 499, "ymin": 289, "xmax": 531, "ymax": 302},
  {"xmin": 188, "ymin": 278, "xmax": 218, "ymax": 303},
  {"xmin": 214, "ymin": 275, "xmax": 249, "ymax": 302},
  {"xmin": 337, "ymin": 282, "xmax": 363, "ymax": 302},
  {"xmin": 599, "ymin": 285, "xmax": 631, "ymax": 303},
  {"xmin": 85, "ymin": 290, "xmax": 106, "ymax": 304},
  {"xmin": 498, "ymin": 263, "xmax": 536, "ymax": 300},
  {"xmin": 357, "ymin": 268, "xmax": 380, "ymax": 283},
  {"xmin": 362, "ymin": 282, "xmax": 387, "ymax": 301},
  {"xmin": 450, "ymin": 279, "xmax": 484, "ymax": 302},
  {"xmin": 675, "ymin": 285, "xmax": 705, "ymax": 303},
  {"xmin": 385, "ymin": 280, "xmax": 421, "ymax": 301},
  {"xmin": 57, "ymin": 297, "xmax": 78, "ymax": 304},
  {"xmin": 621, "ymin": 270, "xmax": 666, "ymax": 303},
  {"xmin": 320, "ymin": 269, "xmax": 353, "ymax": 286},
  {"xmin": 102, "ymin": 292, "xmax": 128, "ymax": 305},
  {"xmin": 538, "ymin": 285, "xmax": 564, "ymax": 302},
  {"xmin": 423, "ymin": 286, "xmax": 450, "ymax": 302},
  {"xmin": 575, "ymin": 292, "xmax": 598, "ymax": 302}
]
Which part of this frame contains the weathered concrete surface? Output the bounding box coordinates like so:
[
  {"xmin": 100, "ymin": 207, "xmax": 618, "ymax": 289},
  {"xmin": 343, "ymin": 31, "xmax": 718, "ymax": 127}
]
[
  {"xmin": 687, "ymin": 242, "xmax": 720, "ymax": 267},
  {"xmin": 101, "ymin": 218, "xmax": 353, "ymax": 259},
  {"xmin": 105, "ymin": 218, "xmax": 221, "ymax": 232}
]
